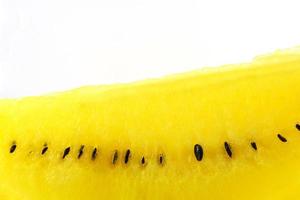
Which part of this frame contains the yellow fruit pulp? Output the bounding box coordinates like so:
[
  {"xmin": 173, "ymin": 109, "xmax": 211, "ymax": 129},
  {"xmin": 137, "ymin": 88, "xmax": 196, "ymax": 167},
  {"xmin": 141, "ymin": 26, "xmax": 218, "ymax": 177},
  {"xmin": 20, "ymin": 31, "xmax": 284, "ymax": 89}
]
[{"xmin": 0, "ymin": 48, "xmax": 300, "ymax": 200}]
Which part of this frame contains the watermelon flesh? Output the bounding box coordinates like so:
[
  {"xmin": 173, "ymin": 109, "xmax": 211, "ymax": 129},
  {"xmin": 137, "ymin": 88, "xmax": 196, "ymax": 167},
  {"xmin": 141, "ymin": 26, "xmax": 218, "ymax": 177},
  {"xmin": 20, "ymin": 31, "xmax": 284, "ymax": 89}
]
[{"xmin": 0, "ymin": 48, "xmax": 300, "ymax": 199}]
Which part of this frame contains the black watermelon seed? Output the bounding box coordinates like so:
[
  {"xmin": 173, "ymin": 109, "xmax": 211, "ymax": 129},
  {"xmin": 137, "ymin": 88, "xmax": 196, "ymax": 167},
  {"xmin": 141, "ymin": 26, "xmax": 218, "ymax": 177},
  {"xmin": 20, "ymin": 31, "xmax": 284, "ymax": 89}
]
[
  {"xmin": 62, "ymin": 147, "xmax": 71, "ymax": 159},
  {"xmin": 91, "ymin": 148, "xmax": 97, "ymax": 160},
  {"xmin": 224, "ymin": 142, "xmax": 232, "ymax": 158},
  {"xmin": 141, "ymin": 156, "xmax": 146, "ymax": 165},
  {"xmin": 78, "ymin": 145, "xmax": 84, "ymax": 159},
  {"xmin": 10, "ymin": 144, "xmax": 16, "ymax": 153},
  {"xmin": 194, "ymin": 144, "xmax": 203, "ymax": 161},
  {"xmin": 124, "ymin": 149, "xmax": 131, "ymax": 164},
  {"xmin": 159, "ymin": 154, "xmax": 164, "ymax": 165},
  {"xmin": 296, "ymin": 124, "xmax": 300, "ymax": 131},
  {"xmin": 250, "ymin": 142, "xmax": 257, "ymax": 151},
  {"xmin": 41, "ymin": 146, "xmax": 48, "ymax": 155},
  {"xmin": 112, "ymin": 150, "xmax": 118, "ymax": 164},
  {"xmin": 277, "ymin": 134, "xmax": 287, "ymax": 142}
]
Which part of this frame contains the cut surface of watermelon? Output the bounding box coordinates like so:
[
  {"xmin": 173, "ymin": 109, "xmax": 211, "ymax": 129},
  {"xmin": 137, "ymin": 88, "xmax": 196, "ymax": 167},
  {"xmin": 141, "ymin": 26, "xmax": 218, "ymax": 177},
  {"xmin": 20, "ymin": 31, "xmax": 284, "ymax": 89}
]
[{"xmin": 0, "ymin": 48, "xmax": 300, "ymax": 199}]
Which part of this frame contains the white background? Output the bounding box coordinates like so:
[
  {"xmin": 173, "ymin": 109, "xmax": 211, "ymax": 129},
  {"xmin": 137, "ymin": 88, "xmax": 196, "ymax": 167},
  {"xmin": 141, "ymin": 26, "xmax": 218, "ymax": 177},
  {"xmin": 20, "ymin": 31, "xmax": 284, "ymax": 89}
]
[{"xmin": 0, "ymin": 0, "xmax": 300, "ymax": 98}]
